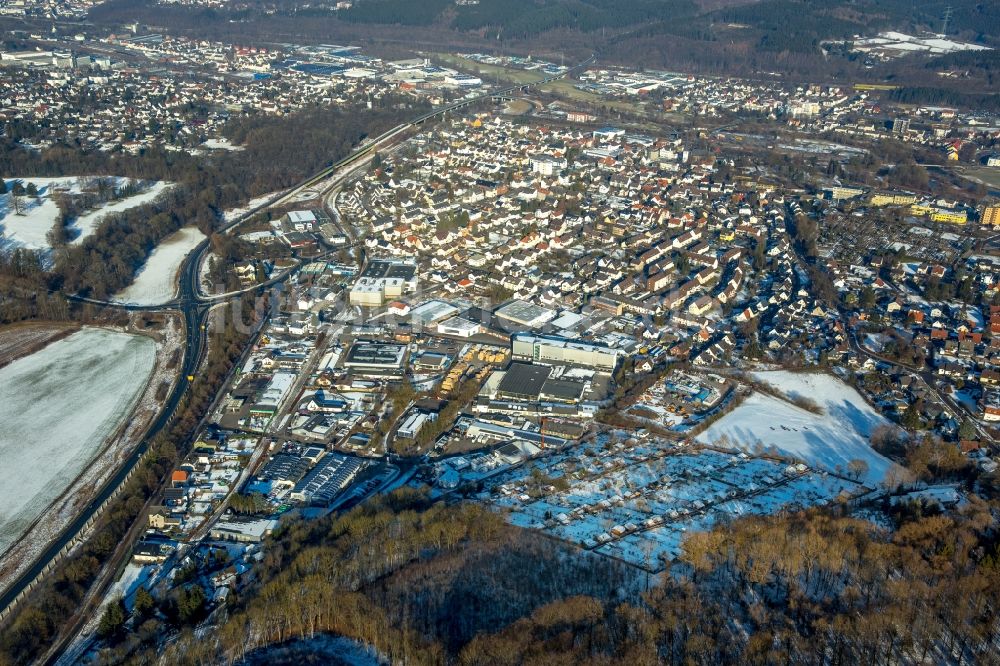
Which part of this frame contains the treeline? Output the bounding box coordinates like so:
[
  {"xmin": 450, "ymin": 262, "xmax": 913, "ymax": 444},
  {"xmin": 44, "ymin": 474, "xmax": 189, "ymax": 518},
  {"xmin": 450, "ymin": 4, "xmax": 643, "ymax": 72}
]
[
  {"xmin": 0, "ymin": 250, "xmax": 69, "ymax": 324},
  {"xmin": 450, "ymin": 0, "xmax": 698, "ymax": 38},
  {"xmin": 868, "ymin": 0, "xmax": 1000, "ymax": 41},
  {"xmin": 926, "ymin": 49, "xmax": 1000, "ymax": 73},
  {"xmin": 79, "ymin": 0, "xmax": 999, "ymax": 92},
  {"xmin": 100, "ymin": 488, "xmax": 1000, "ymax": 665},
  {"xmin": 339, "ymin": 0, "xmax": 452, "ymax": 26},
  {"xmin": 888, "ymin": 86, "xmax": 1000, "ymax": 113},
  {"xmin": 713, "ymin": 0, "xmax": 999, "ymax": 53},
  {"xmin": 0, "ymin": 102, "xmax": 418, "ymax": 300},
  {"xmin": 126, "ymin": 0, "xmax": 700, "ymax": 37},
  {"xmin": 0, "ymin": 300, "xmax": 257, "ymax": 666},
  {"xmin": 0, "ymin": 139, "xmax": 198, "ymax": 182},
  {"xmin": 115, "ymin": 0, "xmax": 999, "ymax": 50},
  {"xmin": 870, "ymin": 427, "xmax": 974, "ymax": 481},
  {"xmin": 601, "ymin": 0, "xmax": 999, "ymax": 88},
  {"xmin": 228, "ymin": 492, "xmax": 271, "ymax": 516},
  {"xmin": 115, "ymin": 488, "xmax": 636, "ymax": 665},
  {"xmin": 601, "ymin": 22, "xmax": 860, "ymax": 81},
  {"xmin": 461, "ymin": 507, "xmax": 1000, "ymax": 665},
  {"xmin": 717, "ymin": 0, "xmax": 861, "ymax": 54},
  {"xmin": 218, "ymin": 101, "xmax": 422, "ymax": 196},
  {"xmin": 53, "ymin": 187, "xmax": 202, "ymax": 299}
]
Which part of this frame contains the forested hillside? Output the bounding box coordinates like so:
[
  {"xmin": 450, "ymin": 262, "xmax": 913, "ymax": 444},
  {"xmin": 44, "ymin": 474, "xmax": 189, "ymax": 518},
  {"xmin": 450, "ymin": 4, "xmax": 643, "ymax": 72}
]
[
  {"xmin": 96, "ymin": 487, "xmax": 1000, "ymax": 666},
  {"xmin": 85, "ymin": 0, "xmax": 1000, "ymax": 89}
]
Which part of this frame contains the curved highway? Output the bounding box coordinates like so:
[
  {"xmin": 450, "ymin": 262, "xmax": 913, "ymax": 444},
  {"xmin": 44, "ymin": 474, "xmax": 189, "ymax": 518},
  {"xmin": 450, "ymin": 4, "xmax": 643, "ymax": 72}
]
[
  {"xmin": 0, "ymin": 48, "xmax": 599, "ymax": 643},
  {"xmin": 0, "ymin": 300, "xmax": 209, "ymax": 616}
]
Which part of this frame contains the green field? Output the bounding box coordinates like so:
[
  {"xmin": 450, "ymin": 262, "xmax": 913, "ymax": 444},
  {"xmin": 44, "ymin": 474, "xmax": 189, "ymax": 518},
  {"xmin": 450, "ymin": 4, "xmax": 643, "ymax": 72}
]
[
  {"xmin": 537, "ymin": 78, "xmax": 638, "ymax": 114},
  {"xmin": 503, "ymin": 99, "xmax": 534, "ymax": 115},
  {"xmin": 430, "ymin": 53, "xmax": 685, "ymax": 123},
  {"xmin": 429, "ymin": 53, "xmax": 545, "ymax": 85},
  {"xmin": 955, "ymin": 165, "xmax": 1000, "ymax": 190}
]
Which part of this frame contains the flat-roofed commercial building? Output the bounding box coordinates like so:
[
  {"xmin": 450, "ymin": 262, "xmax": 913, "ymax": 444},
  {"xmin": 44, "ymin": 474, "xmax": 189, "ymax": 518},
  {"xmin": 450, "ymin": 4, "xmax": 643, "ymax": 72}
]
[
  {"xmin": 349, "ymin": 258, "xmax": 418, "ymax": 305},
  {"xmin": 495, "ymin": 300, "xmax": 557, "ymax": 329},
  {"xmin": 539, "ymin": 377, "xmax": 587, "ymax": 404},
  {"xmin": 511, "ymin": 333, "xmax": 621, "ymax": 373},
  {"xmin": 290, "ymin": 454, "xmax": 364, "ymax": 505},
  {"xmin": 437, "ymin": 316, "xmax": 482, "ymax": 338},
  {"xmin": 410, "ymin": 300, "xmax": 459, "ymax": 326},
  {"xmin": 209, "ymin": 517, "xmax": 277, "ymax": 543},
  {"xmin": 477, "ymin": 362, "xmax": 597, "ymax": 419},
  {"xmin": 496, "ymin": 363, "xmax": 552, "ymax": 401},
  {"xmin": 361, "ymin": 258, "xmax": 418, "ymax": 285},
  {"xmin": 343, "ymin": 340, "xmax": 407, "ymax": 376},
  {"xmin": 398, "ymin": 411, "xmax": 436, "ymax": 439},
  {"xmin": 349, "ymin": 276, "xmax": 408, "ymax": 306}
]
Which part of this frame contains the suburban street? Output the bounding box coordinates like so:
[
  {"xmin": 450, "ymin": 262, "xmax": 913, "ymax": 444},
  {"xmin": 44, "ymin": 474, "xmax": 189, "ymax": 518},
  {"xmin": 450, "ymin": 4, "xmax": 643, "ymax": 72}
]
[{"xmin": 2, "ymin": 52, "xmax": 601, "ymax": 659}]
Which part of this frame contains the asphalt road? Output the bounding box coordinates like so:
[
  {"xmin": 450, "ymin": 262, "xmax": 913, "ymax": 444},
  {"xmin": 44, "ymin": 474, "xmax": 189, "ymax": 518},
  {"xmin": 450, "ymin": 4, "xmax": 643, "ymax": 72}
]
[
  {"xmin": 3, "ymin": 48, "xmax": 600, "ymax": 653},
  {"xmin": 0, "ymin": 286, "xmax": 208, "ymax": 615}
]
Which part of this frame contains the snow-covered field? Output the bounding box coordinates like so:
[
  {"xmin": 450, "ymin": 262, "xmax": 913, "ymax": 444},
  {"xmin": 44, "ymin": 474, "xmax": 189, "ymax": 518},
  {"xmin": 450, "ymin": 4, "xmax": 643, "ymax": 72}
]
[
  {"xmin": 104, "ymin": 563, "xmax": 154, "ymax": 611},
  {"xmin": 697, "ymin": 371, "xmax": 892, "ymax": 484},
  {"xmin": 0, "ymin": 328, "xmax": 156, "ymax": 555},
  {"xmin": 223, "ymin": 191, "xmax": 285, "ymax": 224},
  {"xmin": 200, "ymin": 137, "xmax": 244, "ymax": 151},
  {"xmin": 113, "ymin": 227, "xmax": 206, "ymax": 305},
  {"xmin": 0, "ymin": 177, "xmax": 170, "ymax": 252},
  {"xmin": 71, "ymin": 181, "xmax": 172, "ymax": 243}
]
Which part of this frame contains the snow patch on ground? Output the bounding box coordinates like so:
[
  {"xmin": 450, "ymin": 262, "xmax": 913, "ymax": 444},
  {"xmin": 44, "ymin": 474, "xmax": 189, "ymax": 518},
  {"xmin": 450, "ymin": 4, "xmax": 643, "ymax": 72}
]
[
  {"xmin": 104, "ymin": 563, "xmax": 154, "ymax": 611},
  {"xmin": 199, "ymin": 250, "xmax": 219, "ymax": 292},
  {"xmin": 201, "ymin": 137, "xmax": 244, "ymax": 151},
  {"xmin": 954, "ymin": 390, "xmax": 978, "ymax": 414},
  {"xmin": 113, "ymin": 227, "xmax": 206, "ymax": 305},
  {"xmin": 0, "ymin": 177, "xmax": 169, "ymax": 252},
  {"xmin": 223, "ymin": 191, "xmax": 286, "ymax": 224},
  {"xmin": 863, "ymin": 333, "xmax": 888, "ymax": 353},
  {"xmin": 70, "ymin": 181, "xmax": 172, "ymax": 244},
  {"xmin": 696, "ymin": 371, "xmax": 892, "ymax": 484},
  {"xmin": 242, "ymin": 634, "xmax": 387, "ymax": 666},
  {"xmin": 0, "ymin": 329, "xmax": 156, "ymax": 555}
]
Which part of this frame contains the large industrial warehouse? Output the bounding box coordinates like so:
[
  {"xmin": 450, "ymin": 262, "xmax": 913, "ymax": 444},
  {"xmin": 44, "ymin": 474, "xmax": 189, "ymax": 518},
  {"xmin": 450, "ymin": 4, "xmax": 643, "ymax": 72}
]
[{"xmin": 511, "ymin": 333, "xmax": 621, "ymax": 373}]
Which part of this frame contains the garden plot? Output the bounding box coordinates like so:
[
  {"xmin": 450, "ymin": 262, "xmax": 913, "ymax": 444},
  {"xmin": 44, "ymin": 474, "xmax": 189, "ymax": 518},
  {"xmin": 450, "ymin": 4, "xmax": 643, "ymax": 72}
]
[
  {"xmin": 482, "ymin": 443, "xmax": 865, "ymax": 572},
  {"xmin": 0, "ymin": 177, "xmax": 169, "ymax": 251},
  {"xmin": 114, "ymin": 227, "xmax": 206, "ymax": 305},
  {"xmin": 0, "ymin": 328, "xmax": 155, "ymax": 556},
  {"xmin": 696, "ymin": 371, "xmax": 892, "ymax": 485}
]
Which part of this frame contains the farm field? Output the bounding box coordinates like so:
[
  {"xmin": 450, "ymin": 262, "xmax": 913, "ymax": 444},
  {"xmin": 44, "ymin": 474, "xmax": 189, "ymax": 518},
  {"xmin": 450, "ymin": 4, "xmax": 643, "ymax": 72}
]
[
  {"xmin": 113, "ymin": 226, "xmax": 206, "ymax": 305},
  {"xmin": 0, "ymin": 328, "xmax": 156, "ymax": 556},
  {"xmin": 0, "ymin": 322, "xmax": 79, "ymax": 369},
  {"xmin": 952, "ymin": 165, "xmax": 1000, "ymax": 191},
  {"xmin": 429, "ymin": 53, "xmax": 545, "ymax": 85}
]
